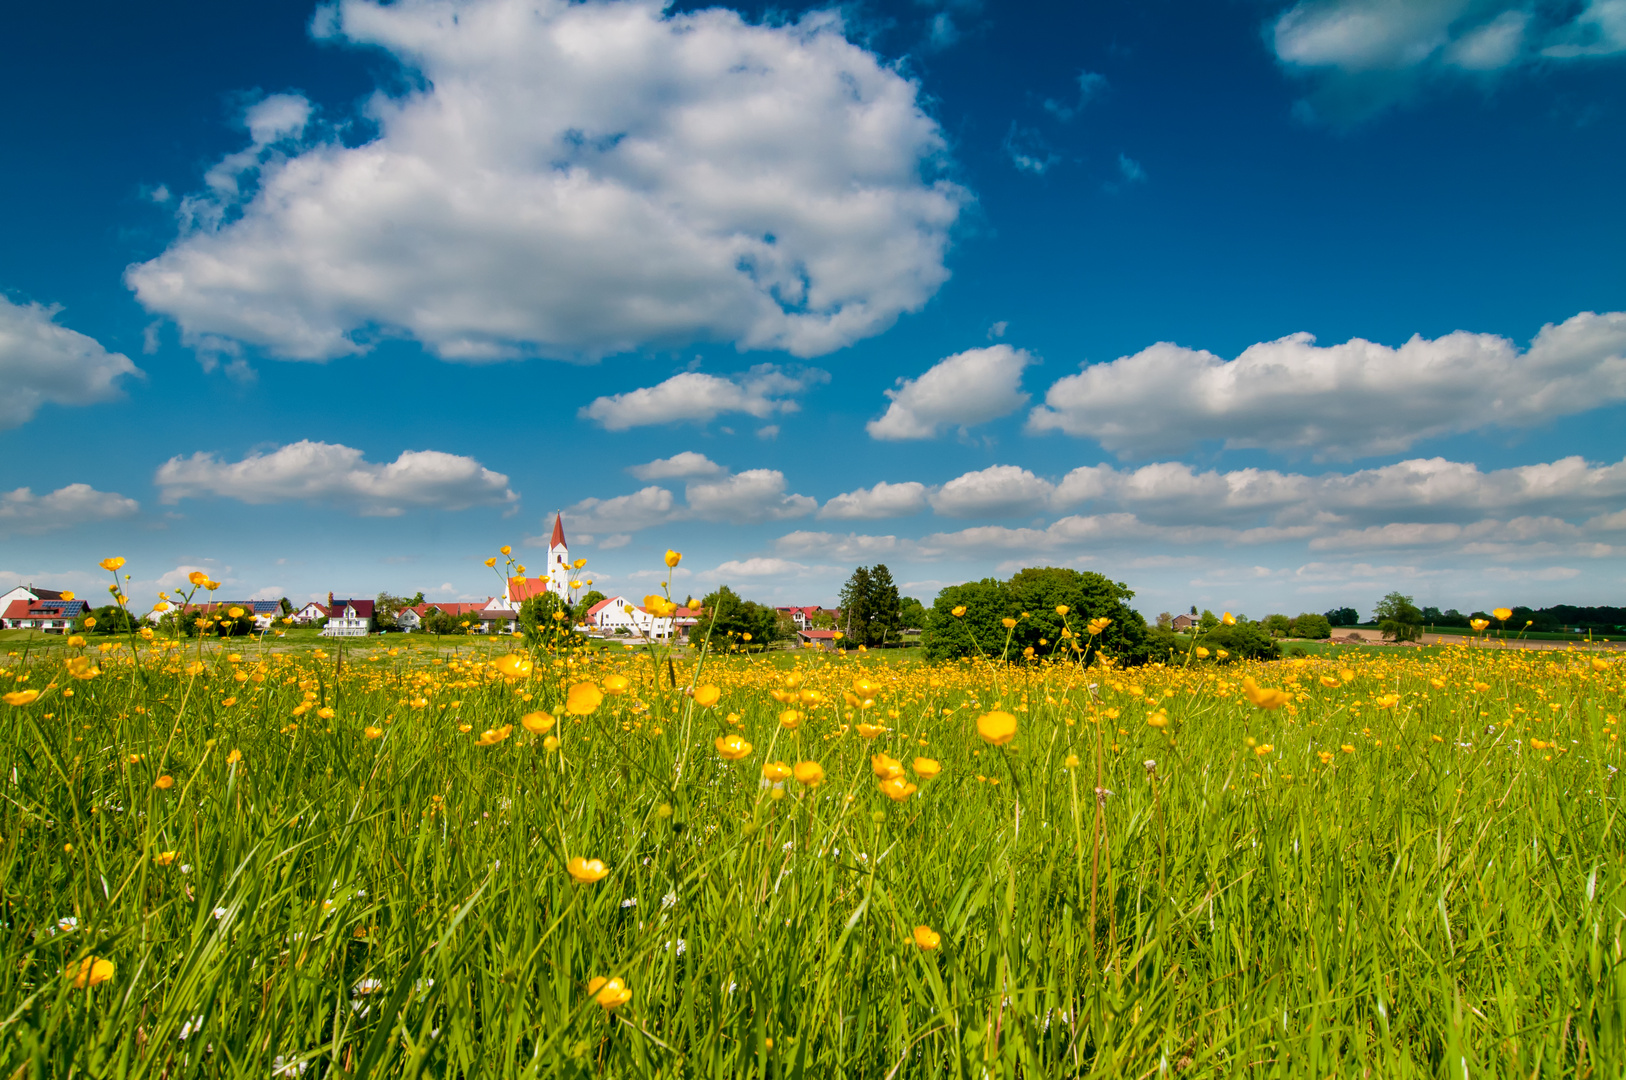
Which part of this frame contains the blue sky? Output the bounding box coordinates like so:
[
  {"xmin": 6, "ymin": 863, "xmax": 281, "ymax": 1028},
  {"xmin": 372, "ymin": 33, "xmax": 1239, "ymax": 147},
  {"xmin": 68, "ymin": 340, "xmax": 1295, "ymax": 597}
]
[{"xmin": 3, "ymin": 0, "xmax": 1624, "ymax": 619}]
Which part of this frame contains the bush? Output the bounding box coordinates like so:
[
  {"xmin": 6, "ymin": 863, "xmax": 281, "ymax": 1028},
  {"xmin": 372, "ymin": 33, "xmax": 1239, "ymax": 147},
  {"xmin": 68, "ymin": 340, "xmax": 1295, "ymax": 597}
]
[{"xmin": 923, "ymin": 567, "xmax": 1154, "ymax": 665}]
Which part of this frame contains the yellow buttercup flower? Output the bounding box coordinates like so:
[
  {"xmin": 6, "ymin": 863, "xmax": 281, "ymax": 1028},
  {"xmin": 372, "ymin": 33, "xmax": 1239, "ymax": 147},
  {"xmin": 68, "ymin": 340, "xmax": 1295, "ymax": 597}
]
[
  {"xmin": 912, "ymin": 925, "xmax": 941, "ymax": 950},
  {"xmin": 188, "ymin": 570, "xmax": 209, "ymax": 587},
  {"xmin": 226, "ymin": 749, "xmax": 242, "ymax": 765},
  {"xmin": 521, "ymin": 711, "xmax": 556, "ymax": 735},
  {"xmin": 4, "ymin": 690, "xmax": 41, "ymax": 707},
  {"xmin": 855, "ymin": 722, "xmax": 886, "ymax": 738},
  {"xmin": 98, "ymin": 557, "xmax": 125, "ymax": 572},
  {"xmin": 871, "ymin": 753, "xmax": 903, "ymax": 779},
  {"xmin": 912, "ymin": 757, "xmax": 941, "ymax": 779},
  {"xmin": 1242, "ymin": 678, "xmax": 1290, "ymax": 710},
  {"xmin": 665, "ymin": 549, "xmax": 682, "ymax": 568},
  {"xmin": 364, "ymin": 726, "xmax": 384, "ymax": 739},
  {"xmin": 67, "ymin": 956, "xmax": 115, "ymax": 988},
  {"xmin": 793, "ymin": 760, "xmax": 825, "ymax": 786},
  {"xmin": 1054, "ymin": 604, "xmax": 1069, "ymax": 616},
  {"xmin": 1492, "ymin": 607, "xmax": 1513, "ymax": 622},
  {"xmin": 715, "ymin": 734, "xmax": 752, "ymax": 761},
  {"xmin": 500, "ymin": 545, "xmax": 512, "ymax": 556},
  {"xmin": 1221, "ymin": 612, "xmax": 1236, "ymax": 626},
  {"xmin": 694, "ymin": 684, "xmax": 721, "ymax": 707},
  {"xmin": 1087, "ymin": 617, "xmax": 1112, "ymax": 635},
  {"xmin": 879, "ymin": 776, "xmax": 917, "ymax": 802},
  {"xmin": 154, "ymin": 775, "xmax": 175, "ymax": 789},
  {"xmin": 484, "ymin": 557, "xmax": 497, "ymax": 568},
  {"xmin": 778, "ymin": 709, "xmax": 803, "ymax": 730},
  {"xmin": 1001, "ymin": 617, "xmax": 1017, "ymax": 629},
  {"xmin": 491, "ymin": 653, "xmax": 532, "ymax": 678},
  {"xmin": 976, "ymin": 710, "xmax": 1017, "ymax": 745},
  {"xmin": 1194, "ymin": 646, "xmax": 1209, "ymax": 658},
  {"xmin": 474, "ymin": 725, "xmax": 512, "ymax": 746},
  {"xmin": 1374, "ymin": 693, "xmax": 1401, "ymax": 709},
  {"xmin": 588, "ymin": 976, "xmax": 632, "ymax": 1009},
  {"xmin": 762, "ymin": 761, "xmax": 792, "ymax": 781},
  {"xmin": 1470, "ymin": 618, "xmax": 1490, "ymax": 632},
  {"xmin": 153, "ymin": 851, "xmax": 178, "ymax": 866},
  {"xmin": 573, "ymin": 558, "xmax": 587, "ymax": 569},
  {"xmin": 951, "ymin": 605, "xmax": 967, "ymax": 617},
  {"xmin": 567, "ymin": 856, "xmax": 609, "ymax": 883},
  {"xmin": 566, "ymin": 683, "xmax": 603, "ymax": 715},
  {"xmin": 60, "ymin": 591, "xmax": 74, "ymax": 601}
]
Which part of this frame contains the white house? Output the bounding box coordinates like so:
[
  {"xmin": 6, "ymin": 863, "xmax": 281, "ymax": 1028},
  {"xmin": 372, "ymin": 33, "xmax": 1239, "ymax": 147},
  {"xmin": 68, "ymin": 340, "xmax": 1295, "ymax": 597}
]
[
  {"xmin": 293, "ymin": 601, "xmax": 329, "ymax": 626},
  {"xmin": 585, "ymin": 595, "xmax": 674, "ymax": 639},
  {"xmin": 321, "ymin": 598, "xmax": 374, "ymax": 637}
]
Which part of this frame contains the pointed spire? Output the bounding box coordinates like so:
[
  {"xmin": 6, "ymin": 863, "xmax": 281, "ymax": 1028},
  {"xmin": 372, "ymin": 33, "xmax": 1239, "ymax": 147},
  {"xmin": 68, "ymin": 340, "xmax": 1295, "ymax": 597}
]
[{"xmin": 551, "ymin": 512, "xmax": 566, "ymax": 549}]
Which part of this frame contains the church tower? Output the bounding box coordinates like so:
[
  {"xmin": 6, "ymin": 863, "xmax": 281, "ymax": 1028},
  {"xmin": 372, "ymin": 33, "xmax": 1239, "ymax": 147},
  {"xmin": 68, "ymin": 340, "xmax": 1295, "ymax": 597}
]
[{"xmin": 547, "ymin": 513, "xmax": 570, "ymax": 596}]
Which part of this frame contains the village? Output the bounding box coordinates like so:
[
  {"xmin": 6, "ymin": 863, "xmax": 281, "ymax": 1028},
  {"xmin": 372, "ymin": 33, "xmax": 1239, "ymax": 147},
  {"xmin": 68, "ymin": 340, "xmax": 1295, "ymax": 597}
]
[{"xmin": 0, "ymin": 515, "xmax": 845, "ymax": 649}]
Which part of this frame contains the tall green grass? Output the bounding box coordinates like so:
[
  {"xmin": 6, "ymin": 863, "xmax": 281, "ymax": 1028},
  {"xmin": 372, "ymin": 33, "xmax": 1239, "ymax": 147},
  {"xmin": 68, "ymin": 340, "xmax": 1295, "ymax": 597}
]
[{"xmin": 2, "ymin": 640, "xmax": 1622, "ymax": 1077}]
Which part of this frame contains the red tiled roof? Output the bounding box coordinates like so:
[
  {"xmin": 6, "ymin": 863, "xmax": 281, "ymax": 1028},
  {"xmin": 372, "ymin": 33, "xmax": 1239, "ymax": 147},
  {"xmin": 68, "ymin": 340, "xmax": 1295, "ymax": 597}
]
[
  {"xmin": 4, "ymin": 600, "xmax": 32, "ymax": 620},
  {"xmin": 508, "ymin": 576, "xmax": 549, "ymax": 602},
  {"xmin": 587, "ymin": 597, "xmax": 620, "ymax": 617},
  {"xmin": 798, "ymin": 629, "xmax": 841, "ymax": 639}
]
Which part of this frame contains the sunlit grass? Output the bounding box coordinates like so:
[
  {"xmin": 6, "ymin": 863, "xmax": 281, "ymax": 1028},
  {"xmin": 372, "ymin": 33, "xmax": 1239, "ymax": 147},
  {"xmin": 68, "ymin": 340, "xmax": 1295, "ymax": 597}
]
[{"xmin": 3, "ymin": 621, "xmax": 1623, "ymax": 1076}]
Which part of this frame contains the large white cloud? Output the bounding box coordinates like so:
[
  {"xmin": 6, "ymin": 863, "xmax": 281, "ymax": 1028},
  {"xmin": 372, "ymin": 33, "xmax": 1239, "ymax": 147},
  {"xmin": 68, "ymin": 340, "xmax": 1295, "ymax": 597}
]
[
  {"xmin": 155, "ymin": 440, "xmax": 517, "ymax": 516},
  {"xmin": 1029, "ymin": 311, "xmax": 1626, "ymax": 459},
  {"xmin": 819, "ymin": 481, "xmax": 929, "ymax": 520},
  {"xmin": 127, "ymin": 0, "xmax": 966, "ymax": 363},
  {"xmin": 564, "ymin": 466, "xmax": 816, "ymax": 532},
  {"xmin": 582, "ymin": 366, "xmax": 826, "ymax": 430},
  {"xmin": 928, "ymin": 465, "xmax": 1055, "ymax": 518},
  {"xmin": 867, "ymin": 344, "xmax": 1033, "ymax": 440},
  {"xmin": 686, "ymin": 470, "xmax": 817, "ymax": 523},
  {"xmin": 0, "ymin": 484, "xmax": 140, "ymax": 537},
  {"xmin": 1271, "ymin": 0, "xmax": 1626, "ymax": 118},
  {"xmin": 0, "ymin": 295, "xmax": 140, "ymax": 430}
]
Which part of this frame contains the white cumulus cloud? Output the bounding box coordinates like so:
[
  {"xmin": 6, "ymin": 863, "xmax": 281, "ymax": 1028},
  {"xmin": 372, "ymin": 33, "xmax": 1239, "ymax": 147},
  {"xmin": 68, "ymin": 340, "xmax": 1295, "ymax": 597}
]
[
  {"xmin": 867, "ymin": 344, "xmax": 1034, "ymax": 440},
  {"xmin": 0, "ymin": 484, "xmax": 140, "ymax": 537},
  {"xmin": 127, "ymin": 0, "xmax": 967, "ymax": 363},
  {"xmin": 582, "ymin": 366, "xmax": 826, "ymax": 430},
  {"xmin": 626, "ymin": 452, "xmax": 725, "ymax": 480},
  {"xmin": 0, "ymin": 295, "xmax": 141, "ymax": 430},
  {"xmin": 1029, "ymin": 310, "xmax": 1626, "ymax": 459},
  {"xmin": 928, "ymin": 465, "xmax": 1055, "ymax": 517},
  {"xmin": 775, "ymin": 530, "xmax": 903, "ymax": 559},
  {"xmin": 711, "ymin": 557, "xmax": 809, "ymax": 578},
  {"xmin": 155, "ymin": 440, "xmax": 517, "ymax": 516},
  {"xmin": 685, "ymin": 470, "xmax": 817, "ymax": 523},
  {"xmin": 819, "ymin": 481, "xmax": 929, "ymax": 520}
]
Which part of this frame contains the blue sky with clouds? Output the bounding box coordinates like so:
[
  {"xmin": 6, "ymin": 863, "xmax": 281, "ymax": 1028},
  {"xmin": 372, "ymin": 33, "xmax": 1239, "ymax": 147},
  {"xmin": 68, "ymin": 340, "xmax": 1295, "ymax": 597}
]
[{"xmin": 3, "ymin": 0, "xmax": 1624, "ymax": 618}]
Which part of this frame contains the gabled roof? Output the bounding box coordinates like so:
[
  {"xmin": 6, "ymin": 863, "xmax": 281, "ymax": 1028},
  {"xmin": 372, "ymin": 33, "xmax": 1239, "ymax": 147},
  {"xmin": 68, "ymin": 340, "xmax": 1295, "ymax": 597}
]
[
  {"xmin": 586, "ymin": 596, "xmax": 621, "ymax": 617},
  {"xmin": 330, "ymin": 599, "xmax": 375, "ymax": 618},
  {"xmin": 798, "ymin": 629, "xmax": 841, "ymax": 639},
  {"xmin": 508, "ymin": 576, "xmax": 549, "ymax": 602},
  {"xmin": 5, "ymin": 599, "xmax": 87, "ymax": 619},
  {"xmin": 550, "ymin": 513, "xmax": 566, "ymax": 549},
  {"xmin": 3, "ymin": 600, "xmax": 31, "ymax": 620}
]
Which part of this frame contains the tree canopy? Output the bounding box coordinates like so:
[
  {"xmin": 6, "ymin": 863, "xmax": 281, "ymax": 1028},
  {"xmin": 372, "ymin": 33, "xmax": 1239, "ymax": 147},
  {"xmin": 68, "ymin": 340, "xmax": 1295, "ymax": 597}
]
[{"xmin": 921, "ymin": 567, "xmax": 1153, "ymax": 665}]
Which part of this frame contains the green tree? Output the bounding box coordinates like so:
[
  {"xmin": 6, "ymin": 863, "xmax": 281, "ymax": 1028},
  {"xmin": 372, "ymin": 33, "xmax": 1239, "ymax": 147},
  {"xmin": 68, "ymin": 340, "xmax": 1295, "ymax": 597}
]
[
  {"xmin": 1324, "ymin": 607, "xmax": 1359, "ymax": 627},
  {"xmin": 519, "ymin": 592, "xmax": 581, "ymax": 649},
  {"xmin": 696, "ymin": 586, "xmax": 779, "ymax": 650},
  {"xmin": 1199, "ymin": 609, "xmax": 1219, "ymax": 630},
  {"xmin": 839, "ymin": 564, "xmax": 902, "ymax": 647},
  {"xmin": 1291, "ymin": 612, "xmax": 1332, "ymax": 639},
  {"xmin": 898, "ymin": 596, "xmax": 928, "ymax": 632},
  {"xmin": 75, "ymin": 604, "xmax": 138, "ymax": 635},
  {"xmin": 1372, "ymin": 592, "xmax": 1423, "ymax": 643},
  {"xmin": 922, "ymin": 567, "xmax": 1153, "ymax": 666},
  {"xmin": 1262, "ymin": 613, "xmax": 1292, "ymax": 638},
  {"xmin": 578, "ymin": 590, "xmax": 607, "ymax": 615}
]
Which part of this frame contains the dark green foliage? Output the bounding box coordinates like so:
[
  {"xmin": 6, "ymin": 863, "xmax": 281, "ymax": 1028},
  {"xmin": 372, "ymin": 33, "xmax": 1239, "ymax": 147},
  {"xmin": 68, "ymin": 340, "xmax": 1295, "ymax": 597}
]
[
  {"xmin": 1373, "ymin": 591, "xmax": 1424, "ymax": 642},
  {"xmin": 1290, "ymin": 612, "xmax": 1332, "ymax": 639},
  {"xmin": 696, "ymin": 586, "xmax": 779, "ymax": 649},
  {"xmin": 519, "ymin": 592, "xmax": 580, "ymax": 648},
  {"xmin": 1324, "ymin": 606, "xmax": 1360, "ymax": 626},
  {"xmin": 838, "ymin": 564, "xmax": 903, "ymax": 647},
  {"xmin": 75, "ymin": 604, "xmax": 138, "ymax": 635},
  {"xmin": 922, "ymin": 567, "xmax": 1153, "ymax": 665}
]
